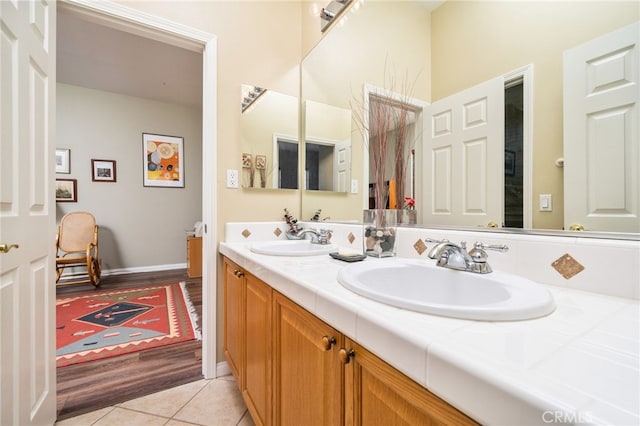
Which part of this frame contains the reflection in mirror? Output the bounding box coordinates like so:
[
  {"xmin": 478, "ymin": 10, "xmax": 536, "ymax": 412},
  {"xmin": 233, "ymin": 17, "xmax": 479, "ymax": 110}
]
[
  {"xmin": 240, "ymin": 84, "xmax": 298, "ymax": 189},
  {"xmin": 300, "ymin": 1, "xmax": 639, "ymax": 237},
  {"xmin": 304, "ymin": 100, "xmax": 351, "ymax": 192}
]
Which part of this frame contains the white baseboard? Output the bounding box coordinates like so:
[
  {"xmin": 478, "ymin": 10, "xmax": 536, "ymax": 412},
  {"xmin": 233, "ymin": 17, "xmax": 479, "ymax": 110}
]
[
  {"xmin": 216, "ymin": 361, "xmax": 231, "ymax": 378},
  {"xmin": 102, "ymin": 263, "xmax": 187, "ymax": 277}
]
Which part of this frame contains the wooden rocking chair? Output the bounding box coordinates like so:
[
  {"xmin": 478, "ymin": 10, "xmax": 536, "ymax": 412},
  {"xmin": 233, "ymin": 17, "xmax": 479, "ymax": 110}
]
[{"xmin": 55, "ymin": 211, "xmax": 101, "ymax": 287}]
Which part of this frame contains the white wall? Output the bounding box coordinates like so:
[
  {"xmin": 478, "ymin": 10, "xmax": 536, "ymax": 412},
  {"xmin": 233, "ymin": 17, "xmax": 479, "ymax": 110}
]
[{"xmin": 56, "ymin": 83, "xmax": 202, "ymax": 272}]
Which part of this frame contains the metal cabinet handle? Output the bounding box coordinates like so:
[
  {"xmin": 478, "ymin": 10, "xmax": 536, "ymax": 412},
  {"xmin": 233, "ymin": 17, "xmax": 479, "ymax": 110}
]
[
  {"xmin": 234, "ymin": 269, "xmax": 245, "ymax": 278},
  {"xmin": 321, "ymin": 336, "xmax": 336, "ymax": 351},
  {"xmin": 339, "ymin": 348, "xmax": 355, "ymax": 364},
  {"xmin": 0, "ymin": 243, "xmax": 19, "ymax": 254}
]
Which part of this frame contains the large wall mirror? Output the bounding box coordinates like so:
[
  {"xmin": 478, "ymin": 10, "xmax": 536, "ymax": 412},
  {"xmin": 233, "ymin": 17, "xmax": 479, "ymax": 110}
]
[
  {"xmin": 241, "ymin": 84, "xmax": 299, "ymax": 189},
  {"xmin": 300, "ymin": 1, "xmax": 639, "ymax": 236}
]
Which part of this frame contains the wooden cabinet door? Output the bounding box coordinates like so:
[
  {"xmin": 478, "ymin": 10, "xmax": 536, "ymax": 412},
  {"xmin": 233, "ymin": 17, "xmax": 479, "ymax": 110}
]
[
  {"xmin": 344, "ymin": 339, "xmax": 478, "ymax": 426},
  {"xmin": 273, "ymin": 292, "xmax": 344, "ymax": 426},
  {"xmin": 244, "ymin": 274, "xmax": 272, "ymax": 426},
  {"xmin": 223, "ymin": 258, "xmax": 244, "ymax": 384}
]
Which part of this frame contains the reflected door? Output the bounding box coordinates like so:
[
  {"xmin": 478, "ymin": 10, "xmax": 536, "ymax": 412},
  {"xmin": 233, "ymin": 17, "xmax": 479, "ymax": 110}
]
[
  {"xmin": 424, "ymin": 77, "xmax": 505, "ymax": 227},
  {"xmin": 563, "ymin": 22, "xmax": 640, "ymax": 233}
]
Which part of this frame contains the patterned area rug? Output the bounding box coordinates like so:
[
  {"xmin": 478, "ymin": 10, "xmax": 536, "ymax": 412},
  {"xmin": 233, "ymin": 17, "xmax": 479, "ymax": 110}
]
[{"xmin": 56, "ymin": 282, "xmax": 200, "ymax": 367}]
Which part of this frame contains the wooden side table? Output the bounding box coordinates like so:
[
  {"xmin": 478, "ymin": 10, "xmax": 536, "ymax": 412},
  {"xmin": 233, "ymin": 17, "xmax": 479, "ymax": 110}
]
[{"xmin": 187, "ymin": 236, "xmax": 202, "ymax": 278}]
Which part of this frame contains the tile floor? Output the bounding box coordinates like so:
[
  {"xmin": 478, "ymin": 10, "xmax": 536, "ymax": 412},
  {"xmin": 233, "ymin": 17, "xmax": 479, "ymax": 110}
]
[{"xmin": 55, "ymin": 375, "xmax": 254, "ymax": 426}]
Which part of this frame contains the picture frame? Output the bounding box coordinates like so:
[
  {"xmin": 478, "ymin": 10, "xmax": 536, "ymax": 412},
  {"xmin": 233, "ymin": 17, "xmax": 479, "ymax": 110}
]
[
  {"xmin": 142, "ymin": 133, "xmax": 185, "ymax": 188},
  {"xmin": 56, "ymin": 179, "xmax": 77, "ymax": 202},
  {"xmin": 505, "ymin": 150, "xmax": 516, "ymax": 177},
  {"xmin": 255, "ymin": 155, "xmax": 267, "ymax": 170},
  {"xmin": 56, "ymin": 148, "xmax": 71, "ymax": 174},
  {"xmin": 91, "ymin": 159, "xmax": 117, "ymax": 182},
  {"xmin": 242, "ymin": 153, "xmax": 253, "ymax": 168}
]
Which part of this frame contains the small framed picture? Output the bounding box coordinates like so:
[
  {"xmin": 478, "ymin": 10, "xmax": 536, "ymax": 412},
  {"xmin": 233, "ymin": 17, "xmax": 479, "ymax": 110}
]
[
  {"xmin": 56, "ymin": 179, "xmax": 77, "ymax": 202},
  {"xmin": 91, "ymin": 159, "xmax": 117, "ymax": 182},
  {"xmin": 242, "ymin": 153, "xmax": 253, "ymax": 168},
  {"xmin": 56, "ymin": 149, "xmax": 71, "ymax": 174},
  {"xmin": 142, "ymin": 133, "xmax": 184, "ymax": 188},
  {"xmin": 505, "ymin": 150, "xmax": 516, "ymax": 177},
  {"xmin": 255, "ymin": 155, "xmax": 267, "ymax": 170}
]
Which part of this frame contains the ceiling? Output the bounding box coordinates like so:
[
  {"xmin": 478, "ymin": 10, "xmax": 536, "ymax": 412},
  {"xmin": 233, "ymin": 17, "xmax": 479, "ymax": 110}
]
[{"xmin": 57, "ymin": 10, "xmax": 203, "ymax": 107}]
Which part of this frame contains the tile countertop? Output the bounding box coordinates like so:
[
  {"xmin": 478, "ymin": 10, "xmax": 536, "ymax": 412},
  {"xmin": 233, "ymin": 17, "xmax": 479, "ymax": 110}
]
[{"xmin": 219, "ymin": 242, "xmax": 640, "ymax": 426}]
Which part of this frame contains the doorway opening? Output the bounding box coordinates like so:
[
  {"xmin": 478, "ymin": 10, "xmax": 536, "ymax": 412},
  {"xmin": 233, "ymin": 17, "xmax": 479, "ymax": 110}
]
[{"xmin": 504, "ymin": 79, "xmax": 524, "ymax": 228}]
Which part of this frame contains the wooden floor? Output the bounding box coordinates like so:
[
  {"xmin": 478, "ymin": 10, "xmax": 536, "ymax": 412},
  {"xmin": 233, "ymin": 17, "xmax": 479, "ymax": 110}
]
[{"xmin": 56, "ymin": 269, "xmax": 203, "ymax": 421}]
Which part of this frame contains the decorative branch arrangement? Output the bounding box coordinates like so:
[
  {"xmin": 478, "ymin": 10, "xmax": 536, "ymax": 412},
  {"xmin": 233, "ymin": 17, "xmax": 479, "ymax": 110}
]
[{"xmin": 352, "ymin": 65, "xmax": 419, "ymax": 211}]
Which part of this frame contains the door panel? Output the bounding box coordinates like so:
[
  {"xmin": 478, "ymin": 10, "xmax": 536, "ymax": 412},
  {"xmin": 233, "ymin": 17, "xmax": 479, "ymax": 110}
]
[
  {"xmin": 1, "ymin": 0, "xmax": 56, "ymax": 424},
  {"xmin": 563, "ymin": 22, "xmax": 639, "ymax": 232},
  {"xmin": 425, "ymin": 77, "xmax": 504, "ymax": 227}
]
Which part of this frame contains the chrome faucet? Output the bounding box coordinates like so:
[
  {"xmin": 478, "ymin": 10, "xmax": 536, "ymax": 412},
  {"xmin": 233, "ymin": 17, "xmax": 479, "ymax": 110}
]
[
  {"xmin": 426, "ymin": 238, "xmax": 508, "ymax": 274},
  {"xmin": 288, "ymin": 228, "xmax": 333, "ymax": 245}
]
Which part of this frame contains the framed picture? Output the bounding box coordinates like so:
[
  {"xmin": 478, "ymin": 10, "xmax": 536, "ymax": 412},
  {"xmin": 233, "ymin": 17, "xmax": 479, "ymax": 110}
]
[
  {"xmin": 242, "ymin": 153, "xmax": 253, "ymax": 168},
  {"xmin": 56, "ymin": 149, "xmax": 70, "ymax": 174},
  {"xmin": 56, "ymin": 179, "xmax": 77, "ymax": 202},
  {"xmin": 505, "ymin": 150, "xmax": 516, "ymax": 177},
  {"xmin": 142, "ymin": 133, "xmax": 184, "ymax": 188},
  {"xmin": 91, "ymin": 159, "xmax": 117, "ymax": 182},
  {"xmin": 255, "ymin": 155, "xmax": 267, "ymax": 170}
]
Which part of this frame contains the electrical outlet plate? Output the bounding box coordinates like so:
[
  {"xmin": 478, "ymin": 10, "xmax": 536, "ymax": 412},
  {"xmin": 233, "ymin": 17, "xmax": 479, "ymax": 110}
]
[
  {"xmin": 226, "ymin": 169, "xmax": 239, "ymax": 188},
  {"xmin": 351, "ymin": 179, "xmax": 358, "ymax": 194}
]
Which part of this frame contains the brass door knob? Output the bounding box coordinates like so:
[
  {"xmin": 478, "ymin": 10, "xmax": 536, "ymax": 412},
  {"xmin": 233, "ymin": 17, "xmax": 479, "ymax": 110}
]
[
  {"xmin": 0, "ymin": 243, "xmax": 19, "ymax": 254},
  {"xmin": 321, "ymin": 336, "xmax": 336, "ymax": 351},
  {"xmin": 569, "ymin": 224, "xmax": 585, "ymax": 231},
  {"xmin": 339, "ymin": 348, "xmax": 355, "ymax": 364},
  {"xmin": 487, "ymin": 221, "xmax": 498, "ymax": 228}
]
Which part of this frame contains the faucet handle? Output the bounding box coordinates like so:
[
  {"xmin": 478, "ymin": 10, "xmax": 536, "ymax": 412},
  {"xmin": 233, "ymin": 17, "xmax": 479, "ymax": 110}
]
[
  {"xmin": 469, "ymin": 241, "xmax": 508, "ymax": 264},
  {"xmin": 474, "ymin": 242, "xmax": 509, "ymax": 253},
  {"xmin": 424, "ymin": 237, "xmax": 449, "ymax": 244}
]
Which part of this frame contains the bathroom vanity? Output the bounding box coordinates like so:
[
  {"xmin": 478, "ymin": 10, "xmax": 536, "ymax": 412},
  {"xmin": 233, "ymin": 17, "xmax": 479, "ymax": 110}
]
[
  {"xmin": 220, "ymin": 221, "xmax": 639, "ymax": 425},
  {"xmin": 224, "ymin": 256, "xmax": 477, "ymax": 425}
]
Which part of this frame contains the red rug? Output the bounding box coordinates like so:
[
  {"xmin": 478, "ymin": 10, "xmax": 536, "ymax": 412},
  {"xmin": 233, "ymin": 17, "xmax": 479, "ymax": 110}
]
[{"xmin": 56, "ymin": 282, "xmax": 200, "ymax": 367}]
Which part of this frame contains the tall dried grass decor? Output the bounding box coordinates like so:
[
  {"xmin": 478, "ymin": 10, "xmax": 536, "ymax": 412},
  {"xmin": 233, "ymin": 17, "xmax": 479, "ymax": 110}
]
[{"xmin": 353, "ymin": 70, "xmax": 418, "ymax": 257}]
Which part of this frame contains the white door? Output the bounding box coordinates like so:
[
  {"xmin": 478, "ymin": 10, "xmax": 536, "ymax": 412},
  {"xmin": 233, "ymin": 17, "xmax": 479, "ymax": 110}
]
[
  {"xmin": 563, "ymin": 22, "xmax": 640, "ymax": 233},
  {"xmin": 334, "ymin": 139, "xmax": 351, "ymax": 192},
  {"xmin": 1, "ymin": 0, "xmax": 57, "ymax": 425},
  {"xmin": 424, "ymin": 77, "xmax": 504, "ymax": 227}
]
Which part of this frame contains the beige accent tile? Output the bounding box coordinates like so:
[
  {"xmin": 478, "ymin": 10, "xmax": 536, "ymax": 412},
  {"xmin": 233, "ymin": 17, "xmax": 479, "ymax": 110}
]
[
  {"xmin": 119, "ymin": 379, "xmax": 209, "ymax": 418},
  {"xmin": 273, "ymin": 227, "xmax": 282, "ymax": 237},
  {"xmin": 348, "ymin": 232, "xmax": 355, "ymax": 244},
  {"xmin": 174, "ymin": 378, "xmax": 247, "ymax": 426},
  {"xmin": 93, "ymin": 407, "xmax": 168, "ymax": 426},
  {"xmin": 241, "ymin": 229, "xmax": 251, "ymax": 238},
  {"xmin": 552, "ymin": 253, "xmax": 585, "ymax": 279},
  {"xmin": 413, "ymin": 239, "xmax": 427, "ymax": 255},
  {"xmin": 55, "ymin": 406, "xmax": 115, "ymax": 425}
]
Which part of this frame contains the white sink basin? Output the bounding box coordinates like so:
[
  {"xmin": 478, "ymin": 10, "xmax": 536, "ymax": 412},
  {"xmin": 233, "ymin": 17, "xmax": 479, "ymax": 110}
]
[
  {"xmin": 337, "ymin": 258, "xmax": 555, "ymax": 321},
  {"xmin": 250, "ymin": 240, "xmax": 337, "ymax": 256}
]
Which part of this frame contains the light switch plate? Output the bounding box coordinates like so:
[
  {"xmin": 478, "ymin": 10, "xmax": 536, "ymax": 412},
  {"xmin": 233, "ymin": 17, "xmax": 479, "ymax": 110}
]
[
  {"xmin": 539, "ymin": 194, "xmax": 552, "ymax": 211},
  {"xmin": 351, "ymin": 179, "xmax": 358, "ymax": 194}
]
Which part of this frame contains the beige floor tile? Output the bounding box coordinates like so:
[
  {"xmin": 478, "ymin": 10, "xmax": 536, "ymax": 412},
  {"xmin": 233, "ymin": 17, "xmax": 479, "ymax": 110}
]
[
  {"xmin": 173, "ymin": 378, "xmax": 247, "ymax": 426},
  {"xmin": 92, "ymin": 407, "xmax": 168, "ymax": 426},
  {"xmin": 238, "ymin": 410, "xmax": 255, "ymax": 426},
  {"xmin": 164, "ymin": 420, "xmax": 196, "ymax": 426},
  {"xmin": 55, "ymin": 406, "xmax": 115, "ymax": 425},
  {"xmin": 118, "ymin": 379, "xmax": 209, "ymax": 418}
]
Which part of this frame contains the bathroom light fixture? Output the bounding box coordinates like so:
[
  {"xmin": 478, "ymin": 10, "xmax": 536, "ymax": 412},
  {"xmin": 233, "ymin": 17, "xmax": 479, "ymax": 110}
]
[
  {"xmin": 320, "ymin": 0, "xmax": 353, "ymax": 32},
  {"xmin": 241, "ymin": 85, "xmax": 266, "ymax": 113}
]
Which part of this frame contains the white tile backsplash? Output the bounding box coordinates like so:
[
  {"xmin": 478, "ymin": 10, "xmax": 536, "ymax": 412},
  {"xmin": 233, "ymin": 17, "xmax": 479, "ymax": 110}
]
[{"xmin": 224, "ymin": 222, "xmax": 640, "ymax": 300}]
